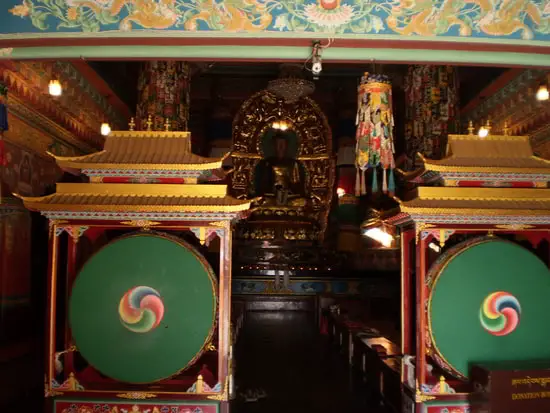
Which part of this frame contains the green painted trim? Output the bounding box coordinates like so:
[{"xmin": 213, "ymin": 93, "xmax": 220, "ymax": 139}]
[
  {"xmin": 4, "ymin": 45, "xmax": 550, "ymax": 67},
  {"xmin": 1, "ymin": 31, "xmax": 550, "ymax": 47}
]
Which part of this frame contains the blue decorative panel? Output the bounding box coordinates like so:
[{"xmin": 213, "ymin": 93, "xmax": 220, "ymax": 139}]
[
  {"xmin": 1, "ymin": 1, "xmax": 549, "ymax": 42},
  {"xmin": 232, "ymin": 277, "xmax": 396, "ymax": 297}
]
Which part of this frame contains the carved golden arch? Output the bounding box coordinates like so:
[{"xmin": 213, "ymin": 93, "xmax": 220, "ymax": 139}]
[{"xmin": 230, "ymin": 90, "xmax": 334, "ymax": 239}]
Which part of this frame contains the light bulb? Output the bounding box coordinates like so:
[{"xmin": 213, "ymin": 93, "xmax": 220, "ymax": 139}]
[
  {"xmin": 428, "ymin": 242, "xmax": 441, "ymax": 253},
  {"xmin": 272, "ymin": 122, "xmax": 280, "ymax": 130},
  {"xmin": 100, "ymin": 122, "xmax": 111, "ymax": 136},
  {"xmin": 536, "ymin": 85, "xmax": 549, "ymax": 101},
  {"xmin": 48, "ymin": 80, "xmax": 62, "ymax": 97},
  {"xmin": 336, "ymin": 187, "xmax": 345, "ymax": 198},
  {"xmin": 312, "ymin": 61, "xmax": 322, "ymax": 75},
  {"xmin": 279, "ymin": 122, "xmax": 289, "ymax": 131},
  {"xmin": 478, "ymin": 126, "xmax": 489, "ymax": 138},
  {"xmin": 363, "ymin": 227, "xmax": 393, "ymax": 248}
]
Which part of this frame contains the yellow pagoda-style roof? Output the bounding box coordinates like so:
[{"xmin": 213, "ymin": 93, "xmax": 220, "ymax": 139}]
[
  {"xmin": 397, "ymin": 187, "xmax": 550, "ymax": 217},
  {"xmin": 51, "ymin": 130, "xmax": 227, "ymax": 171},
  {"xmin": 420, "ymin": 134, "xmax": 550, "ymax": 174},
  {"xmin": 20, "ymin": 183, "xmax": 252, "ymax": 217}
]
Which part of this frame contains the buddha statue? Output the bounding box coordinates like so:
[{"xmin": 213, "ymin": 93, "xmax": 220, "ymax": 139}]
[{"xmin": 253, "ymin": 131, "xmax": 308, "ymax": 207}]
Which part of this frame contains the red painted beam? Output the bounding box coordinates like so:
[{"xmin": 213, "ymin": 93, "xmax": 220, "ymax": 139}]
[{"xmin": 1, "ymin": 36, "xmax": 549, "ymax": 56}]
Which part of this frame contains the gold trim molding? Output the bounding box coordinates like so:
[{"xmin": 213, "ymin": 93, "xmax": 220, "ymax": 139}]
[{"xmin": 116, "ymin": 392, "xmax": 157, "ymax": 400}]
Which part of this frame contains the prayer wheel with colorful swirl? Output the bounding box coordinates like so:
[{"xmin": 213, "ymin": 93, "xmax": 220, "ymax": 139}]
[
  {"xmin": 427, "ymin": 237, "xmax": 550, "ymax": 380},
  {"xmin": 69, "ymin": 233, "xmax": 217, "ymax": 383}
]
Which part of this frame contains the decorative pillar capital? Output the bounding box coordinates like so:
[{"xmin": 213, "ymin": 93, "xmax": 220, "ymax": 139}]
[{"xmin": 54, "ymin": 225, "xmax": 88, "ymax": 242}]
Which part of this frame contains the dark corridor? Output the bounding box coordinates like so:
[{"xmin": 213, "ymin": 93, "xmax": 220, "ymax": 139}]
[{"xmin": 232, "ymin": 311, "xmax": 387, "ymax": 413}]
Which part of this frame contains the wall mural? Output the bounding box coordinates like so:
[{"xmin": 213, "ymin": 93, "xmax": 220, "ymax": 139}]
[
  {"xmin": 0, "ymin": 82, "xmax": 62, "ymax": 365},
  {"xmin": 460, "ymin": 68, "xmax": 550, "ymax": 158},
  {"xmin": 1, "ymin": 61, "xmax": 126, "ymax": 151},
  {"xmin": 3, "ymin": 141, "xmax": 60, "ymax": 196},
  {"xmin": 2, "ymin": 113, "xmax": 62, "ymax": 196},
  {"xmin": 3, "ymin": 1, "xmax": 550, "ymax": 41}
]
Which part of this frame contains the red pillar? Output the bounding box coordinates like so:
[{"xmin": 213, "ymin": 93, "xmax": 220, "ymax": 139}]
[
  {"xmin": 217, "ymin": 223, "xmax": 232, "ymax": 395},
  {"xmin": 401, "ymin": 229, "xmax": 414, "ymax": 355},
  {"xmin": 45, "ymin": 222, "xmax": 60, "ymax": 393},
  {"xmin": 416, "ymin": 234, "xmax": 428, "ymax": 388},
  {"xmin": 63, "ymin": 230, "xmax": 79, "ymax": 378}
]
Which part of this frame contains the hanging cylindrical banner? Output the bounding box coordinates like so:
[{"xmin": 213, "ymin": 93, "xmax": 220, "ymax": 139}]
[
  {"xmin": 355, "ymin": 73, "xmax": 395, "ymax": 195},
  {"xmin": 136, "ymin": 61, "xmax": 190, "ymax": 132}
]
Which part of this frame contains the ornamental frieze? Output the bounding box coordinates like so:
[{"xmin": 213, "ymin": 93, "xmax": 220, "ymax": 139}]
[{"xmin": 3, "ymin": 1, "xmax": 550, "ymax": 42}]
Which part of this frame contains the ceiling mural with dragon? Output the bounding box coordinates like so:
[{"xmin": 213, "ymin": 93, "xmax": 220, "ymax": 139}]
[{"xmin": 2, "ymin": 1, "xmax": 549, "ymax": 41}]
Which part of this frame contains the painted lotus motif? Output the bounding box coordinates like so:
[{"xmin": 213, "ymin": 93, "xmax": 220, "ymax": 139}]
[
  {"xmin": 4, "ymin": 0, "xmax": 550, "ymax": 40},
  {"xmin": 302, "ymin": 3, "xmax": 355, "ymax": 30}
]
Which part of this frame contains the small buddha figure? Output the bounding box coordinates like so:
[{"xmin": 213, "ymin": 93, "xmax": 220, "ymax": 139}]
[{"xmin": 254, "ymin": 131, "xmax": 308, "ymax": 207}]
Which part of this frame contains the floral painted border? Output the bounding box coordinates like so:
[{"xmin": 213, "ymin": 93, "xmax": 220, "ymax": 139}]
[{"xmin": 6, "ymin": 0, "xmax": 550, "ymax": 40}]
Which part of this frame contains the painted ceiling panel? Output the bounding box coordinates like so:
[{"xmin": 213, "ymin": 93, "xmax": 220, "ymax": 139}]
[{"xmin": 1, "ymin": 0, "xmax": 549, "ymax": 43}]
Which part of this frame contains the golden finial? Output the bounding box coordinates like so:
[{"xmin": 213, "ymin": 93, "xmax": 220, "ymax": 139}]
[
  {"xmin": 503, "ymin": 120, "xmax": 509, "ymax": 136},
  {"xmin": 146, "ymin": 115, "xmax": 153, "ymax": 131},
  {"xmin": 67, "ymin": 372, "xmax": 78, "ymax": 390},
  {"xmin": 467, "ymin": 120, "xmax": 474, "ymax": 135},
  {"xmin": 196, "ymin": 375, "xmax": 204, "ymax": 394},
  {"xmin": 128, "ymin": 117, "xmax": 135, "ymax": 131},
  {"xmin": 439, "ymin": 376, "xmax": 446, "ymax": 394},
  {"xmin": 486, "ymin": 118, "xmax": 492, "ymax": 134},
  {"xmin": 164, "ymin": 117, "xmax": 171, "ymax": 132}
]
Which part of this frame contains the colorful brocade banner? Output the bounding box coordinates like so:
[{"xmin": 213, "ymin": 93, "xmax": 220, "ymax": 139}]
[
  {"xmin": 404, "ymin": 65, "xmax": 459, "ymax": 168},
  {"xmin": 355, "ymin": 73, "xmax": 395, "ymax": 195},
  {"xmin": 136, "ymin": 61, "xmax": 190, "ymax": 132}
]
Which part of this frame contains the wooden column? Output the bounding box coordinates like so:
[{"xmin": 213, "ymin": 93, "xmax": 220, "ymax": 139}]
[
  {"xmin": 415, "ymin": 232, "xmax": 428, "ymax": 390},
  {"xmin": 217, "ymin": 222, "xmax": 232, "ymax": 392},
  {"xmin": 63, "ymin": 228, "xmax": 79, "ymax": 378},
  {"xmin": 401, "ymin": 229, "xmax": 414, "ymax": 356},
  {"xmin": 45, "ymin": 222, "xmax": 60, "ymax": 394},
  {"xmin": 136, "ymin": 61, "xmax": 190, "ymax": 132},
  {"xmin": 404, "ymin": 65, "xmax": 459, "ymax": 165}
]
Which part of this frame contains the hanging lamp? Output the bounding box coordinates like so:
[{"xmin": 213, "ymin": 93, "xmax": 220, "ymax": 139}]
[{"xmin": 48, "ymin": 79, "xmax": 62, "ymax": 97}]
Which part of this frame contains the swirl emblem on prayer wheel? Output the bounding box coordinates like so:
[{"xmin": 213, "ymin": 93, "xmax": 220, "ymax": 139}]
[
  {"xmin": 119, "ymin": 286, "xmax": 165, "ymax": 333},
  {"xmin": 479, "ymin": 291, "xmax": 521, "ymax": 337}
]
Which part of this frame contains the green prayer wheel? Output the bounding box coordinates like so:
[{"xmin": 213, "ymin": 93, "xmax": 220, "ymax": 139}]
[
  {"xmin": 427, "ymin": 237, "xmax": 550, "ymax": 379},
  {"xmin": 69, "ymin": 233, "xmax": 217, "ymax": 383}
]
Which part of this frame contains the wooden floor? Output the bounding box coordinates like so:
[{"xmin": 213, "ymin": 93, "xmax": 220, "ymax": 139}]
[
  {"xmin": 2, "ymin": 310, "xmax": 389, "ymax": 412},
  {"xmin": 232, "ymin": 311, "xmax": 389, "ymax": 413}
]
